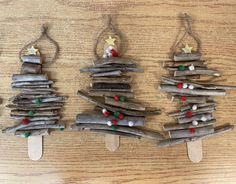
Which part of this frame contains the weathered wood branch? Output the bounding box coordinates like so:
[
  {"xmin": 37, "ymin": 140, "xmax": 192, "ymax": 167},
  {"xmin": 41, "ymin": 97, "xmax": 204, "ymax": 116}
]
[
  {"xmin": 94, "ymin": 57, "xmax": 136, "ymax": 65},
  {"xmin": 71, "ymin": 124, "xmax": 164, "ymax": 140},
  {"xmin": 180, "ymin": 102, "xmax": 216, "ymax": 111},
  {"xmin": 88, "ymin": 90, "xmax": 134, "ymax": 98},
  {"xmin": 15, "ymin": 129, "xmax": 49, "ymax": 137},
  {"xmin": 173, "ymin": 53, "xmax": 202, "ymax": 61},
  {"xmin": 12, "ymin": 74, "xmax": 48, "ymax": 82},
  {"xmin": 76, "ymin": 113, "xmax": 144, "ymax": 126},
  {"xmin": 174, "ymin": 69, "xmax": 221, "ymax": 77},
  {"xmin": 21, "ymin": 63, "xmax": 42, "ymax": 74},
  {"xmin": 90, "ymin": 129, "xmax": 141, "ymax": 138},
  {"xmin": 81, "ymin": 66, "xmax": 143, "ymax": 73},
  {"xmin": 10, "ymin": 110, "xmax": 58, "ymax": 117},
  {"xmin": 91, "ymin": 83, "xmax": 131, "ymax": 90},
  {"xmin": 91, "ymin": 71, "xmax": 122, "ymax": 77},
  {"xmin": 10, "ymin": 116, "xmax": 60, "ymax": 121},
  {"xmin": 163, "ymin": 60, "xmax": 207, "ymax": 67},
  {"xmin": 12, "ymin": 80, "xmax": 54, "ymax": 87},
  {"xmin": 20, "ymin": 124, "xmax": 65, "ymax": 130},
  {"xmin": 178, "ymin": 113, "xmax": 213, "ymax": 124},
  {"xmin": 21, "ymin": 55, "xmax": 42, "ymax": 64},
  {"xmin": 172, "ymin": 96, "xmax": 213, "ymax": 104},
  {"xmin": 91, "ymin": 76, "xmax": 132, "ymax": 84}
]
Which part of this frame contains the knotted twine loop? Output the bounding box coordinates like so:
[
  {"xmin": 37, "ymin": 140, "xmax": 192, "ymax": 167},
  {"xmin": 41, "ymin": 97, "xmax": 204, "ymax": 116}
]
[
  {"xmin": 171, "ymin": 13, "xmax": 202, "ymax": 58},
  {"xmin": 19, "ymin": 24, "xmax": 60, "ymax": 66},
  {"xmin": 93, "ymin": 15, "xmax": 125, "ymax": 63}
]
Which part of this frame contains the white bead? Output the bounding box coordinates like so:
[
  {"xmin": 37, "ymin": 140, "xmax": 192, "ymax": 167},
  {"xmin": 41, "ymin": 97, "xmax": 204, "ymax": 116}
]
[
  {"xmin": 107, "ymin": 121, "xmax": 112, "ymax": 126},
  {"xmin": 183, "ymin": 83, "xmax": 188, "ymax": 89},
  {"xmin": 201, "ymin": 116, "xmax": 207, "ymax": 122},
  {"xmin": 102, "ymin": 109, "xmax": 107, "ymax": 113},
  {"xmin": 128, "ymin": 121, "xmax": 134, "ymax": 127},
  {"xmin": 108, "ymin": 45, "xmax": 113, "ymax": 50},
  {"xmin": 105, "ymin": 49, "xmax": 110, "ymax": 54},
  {"xmin": 188, "ymin": 84, "xmax": 194, "ymax": 90},
  {"xmin": 103, "ymin": 54, "xmax": 107, "ymax": 58},
  {"xmin": 192, "ymin": 120, "xmax": 198, "ymax": 126},
  {"xmin": 192, "ymin": 104, "xmax": 198, "ymax": 111},
  {"xmin": 189, "ymin": 64, "xmax": 195, "ymax": 71},
  {"xmin": 108, "ymin": 53, "xmax": 112, "ymax": 57}
]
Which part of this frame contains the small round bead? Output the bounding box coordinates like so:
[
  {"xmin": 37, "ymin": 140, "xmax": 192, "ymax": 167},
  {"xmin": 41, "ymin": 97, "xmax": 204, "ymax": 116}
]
[
  {"xmin": 189, "ymin": 128, "xmax": 196, "ymax": 134},
  {"xmin": 180, "ymin": 96, "xmax": 187, "ymax": 102},
  {"xmin": 103, "ymin": 54, "xmax": 107, "ymax": 58},
  {"xmin": 177, "ymin": 83, "xmax": 183, "ymax": 89},
  {"xmin": 192, "ymin": 120, "xmax": 198, "ymax": 126},
  {"xmin": 102, "ymin": 109, "xmax": 107, "ymax": 113},
  {"xmin": 59, "ymin": 128, "xmax": 65, "ymax": 131},
  {"xmin": 107, "ymin": 121, "xmax": 112, "ymax": 126},
  {"xmin": 128, "ymin": 121, "xmax": 134, "ymax": 127},
  {"xmin": 188, "ymin": 84, "xmax": 194, "ymax": 90},
  {"xmin": 118, "ymin": 113, "xmax": 124, "ymax": 120},
  {"xmin": 28, "ymin": 111, "xmax": 34, "ymax": 116},
  {"xmin": 201, "ymin": 116, "xmax": 207, "ymax": 122},
  {"xmin": 119, "ymin": 96, "xmax": 125, "ymax": 102},
  {"xmin": 114, "ymin": 111, "xmax": 120, "ymax": 117},
  {"xmin": 188, "ymin": 64, "xmax": 195, "ymax": 71},
  {"xmin": 114, "ymin": 95, "xmax": 119, "ymax": 101},
  {"xmin": 108, "ymin": 45, "xmax": 113, "ymax": 50},
  {"xmin": 192, "ymin": 104, "xmax": 198, "ymax": 111},
  {"xmin": 111, "ymin": 49, "xmax": 118, "ymax": 57},
  {"xmin": 108, "ymin": 52, "xmax": 112, "ymax": 57},
  {"xmin": 183, "ymin": 83, "xmax": 188, "ymax": 89},
  {"xmin": 23, "ymin": 132, "xmax": 31, "ymax": 138},
  {"xmin": 178, "ymin": 65, "xmax": 186, "ymax": 71},
  {"xmin": 103, "ymin": 111, "xmax": 110, "ymax": 117},
  {"xmin": 111, "ymin": 125, "xmax": 117, "ymax": 131},
  {"xmin": 21, "ymin": 119, "xmax": 30, "ymax": 125},
  {"xmin": 186, "ymin": 111, "xmax": 193, "ymax": 118},
  {"xmin": 111, "ymin": 119, "xmax": 118, "ymax": 125},
  {"xmin": 35, "ymin": 98, "xmax": 42, "ymax": 105}
]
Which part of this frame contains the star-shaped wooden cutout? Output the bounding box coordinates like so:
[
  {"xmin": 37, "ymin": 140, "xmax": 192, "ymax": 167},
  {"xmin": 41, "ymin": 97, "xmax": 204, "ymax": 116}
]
[
  {"xmin": 182, "ymin": 44, "xmax": 193, "ymax": 54},
  {"xmin": 27, "ymin": 46, "xmax": 39, "ymax": 55},
  {"xmin": 105, "ymin": 36, "xmax": 116, "ymax": 46}
]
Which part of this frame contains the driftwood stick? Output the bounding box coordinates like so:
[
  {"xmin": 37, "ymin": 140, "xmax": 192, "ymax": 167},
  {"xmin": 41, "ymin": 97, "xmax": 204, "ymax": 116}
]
[
  {"xmin": 12, "ymin": 80, "xmax": 54, "ymax": 87},
  {"xmin": 166, "ymin": 66, "xmax": 206, "ymax": 71},
  {"xmin": 10, "ymin": 110, "xmax": 58, "ymax": 117},
  {"xmin": 173, "ymin": 53, "xmax": 202, "ymax": 61},
  {"xmin": 71, "ymin": 124, "xmax": 164, "ymax": 140},
  {"xmin": 90, "ymin": 129, "xmax": 141, "ymax": 138},
  {"xmin": 174, "ymin": 69, "xmax": 221, "ymax": 77},
  {"xmin": 173, "ymin": 75, "xmax": 201, "ymax": 80},
  {"xmin": 21, "ymin": 63, "xmax": 42, "ymax": 74},
  {"xmin": 180, "ymin": 102, "xmax": 216, "ymax": 111},
  {"xmin": 160, "ymin": 84, "xmax": 226, "ymax": 96},
  {"xmin": 94, "ymin": 57, "xmax": 135, "ymax": 65},
  {"xmin": 91, "ymin": 71, "xmax": 122, "ymax": 77},
  {"xmin": 163, "ymin": 60, "xmax": 207, "ymax": 67},
  {"xmin": 76, "ymin": 114, "xmax": 144, "ymax": 126},
  {"xmin": 163, "ymin": 119, "xmax": 216, "ymax": 131},
  {"xmin": 81, "ymin": 67, "xmax": 143, "ymax": 73},
  {"xmin": 89, "ymin": 88, "xmax": 132, "ymax": 92},
  {"xmin": 21, "ymin": 55, "xmax": 42, "ymax": 64},
  {"xmin": 20, "ymin": 124, "xmax": 65, "ymax": 130},
  {"xmin": 91, "ymin": 83, "xmax": 131, "ymax": 90},
  {"xmin": 88, "ymin": 90, "xmax": 134, "ymax": 98},
  {"xmin": 2, "ymin": 120, "xmax": 56, "ymax": 133},
  {"xmin": 78, "ymin": 90, "xmax": 160, "ymax": 116},
  {"xmin": 10, "ymin": 116, "xmax": 60, "ymax": 121},
  {"xmin": 15, "ymin": 129, "xmax": 49, "ymax": 137},
  {"xmin": 11, "ymin": 94, "xmax": 57, "ymax": 100},
  {"xmin": 13, "ymin": 85, "xmax": 50, "ymax": 89},
  {"xmin": 158, "ymin": 124, "xmax": 234, "ymax": 147},
  {"xmin": 12, "ymin": 74, "xmax": 48, "ymax": 82},
  {"xmin": 91, "ymin": 76, "xmax": 132, "ymax": 84},
  {"xmin": 10, "ymin": 106, "xmax": 62, "ymax": 111},
  {"xmin": 169, "ymin": 126, "xmax": 214, "ymax": 138},
  {"xmin": 104, "ymin": 97, "xmax": 146, "ymax": 111},
  {"xmin": 19, "ymin": 91, "xmax": 54, "ymax": 95},
  {"xmin": 178, "ymin": 113, "xmax": 213, "ymax": 124},
  {"xmin": 172, "ymin": 96, "xmax": 213, "ymax": 104},
  {"xmin": 13, "ymin": 97, "xmax": 66, "ymax": 104},
  {"xmin": 8, "ymin": 103, "xmax": 63, "ymax": 108}
]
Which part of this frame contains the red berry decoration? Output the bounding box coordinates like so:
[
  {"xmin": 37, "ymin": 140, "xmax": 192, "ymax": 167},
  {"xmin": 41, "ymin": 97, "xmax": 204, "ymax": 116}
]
[
  {"xmin": 114, "ymin": 95, "xmax": 119, "ymax": 101},
  {"xmin": 111, "ymin": 49, "xmax": 118, "ymax": 57},
  {"xmin": 186, "ymin": 111, "xmax": 193, "ymax": 118},
  {"xmin": 21, "ymin": 119, "xmax": 30, "ymax": 125},
  {"xmin": 111, "ymin": 119, "xmax": 118, "ymax": 125},
  {"xmin": 189, "ymin": 128, "xmax": 196, "ymax": 134},
  {"xmin": 103, "ymin": 111, "xmax": 110, "ymax": 117},
  {"xmin": 180, "ymin": 96, "xmax": 187, "ymax": 102},
  {"xmin": 118, "ymin": 113, "xmax": 124, "ymax": 120},
  {"xmin": 177, "ymin": 83, "xmax": 183, "ymax": 89}
]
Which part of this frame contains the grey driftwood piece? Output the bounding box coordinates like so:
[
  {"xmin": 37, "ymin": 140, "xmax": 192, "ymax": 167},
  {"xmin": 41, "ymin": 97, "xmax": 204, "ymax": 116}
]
[{"xmin": 12, "ymin": 74, "xmax": 48, "ymax": 82}]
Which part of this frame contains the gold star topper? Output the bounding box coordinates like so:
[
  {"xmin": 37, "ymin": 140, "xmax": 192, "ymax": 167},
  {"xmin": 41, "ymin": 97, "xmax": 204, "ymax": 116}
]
[
  {"xmin": 105, "ymin": 36, "xmax": 116, "ymax": 46},
  {"xmin": 26, "ymin": 46, "xmax": 39, "ymax": 55},
  {"xmin": 182, "ymin": 44, "xmax": 193, "ymax": 54}
]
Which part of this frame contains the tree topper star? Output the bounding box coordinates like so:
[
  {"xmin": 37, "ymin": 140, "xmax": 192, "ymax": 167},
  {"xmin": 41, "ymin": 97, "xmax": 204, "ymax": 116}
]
[
  {"xmin": 105, "ymin": 36, "xmax": 116, "ymax": 46},
  {"xmin": 27, "ymin": 46, "xmax": 39, "ymax": 55},
  {"xmin": 182, "ymin": 44, "xmax": 193, "ymax": 54}
]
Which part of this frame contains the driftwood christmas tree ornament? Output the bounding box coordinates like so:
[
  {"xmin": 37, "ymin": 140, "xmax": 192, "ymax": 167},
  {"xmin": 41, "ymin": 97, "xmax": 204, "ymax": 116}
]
[
  {"xmin": 159, "ymin": 13, "xmax": 235, "ymax": 163},
  {"xmin": 71, "ymin": 15, "xmax": 163, "ymax": 151},
  {"xmin": 2, "ymin": 25, "xmax": 66, "ymax": 161}
]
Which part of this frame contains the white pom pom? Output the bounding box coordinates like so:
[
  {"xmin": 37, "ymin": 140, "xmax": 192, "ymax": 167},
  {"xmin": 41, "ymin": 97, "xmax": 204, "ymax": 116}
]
[
  {"xmin": 192, "ymin": 104, "xmax": 198, "ymax": 111},
  {"xmin": 107, "ymin": 121, "xmax": 112, "ymax": 126},
  {"xmin": 183, "ymin": 83, "xmax": 188, "ymax": 89},
  {"xmin": 188, "ymin": 84, "xmax": 194, "ymax": 90},
  {"xmin": 128, "ymin": 121, "xmax": 134, "ymax": 127},
  {"xmin": 201, "ymin": 116, "xmax": 207, "ymax": 122},
  {"xmin": 192, "ymin": 120, "xmax": 198, "ymax": 126},
  {"xmin": 102, "ymin": 109, "xmax": 107, "ymax": 113},
  {"xmin": 189, "ymin": 64, "xmax": 195, "ymax": 71}
]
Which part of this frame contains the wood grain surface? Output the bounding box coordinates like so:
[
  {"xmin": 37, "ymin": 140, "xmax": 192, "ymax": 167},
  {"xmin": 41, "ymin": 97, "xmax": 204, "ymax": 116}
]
[{"xmin": 0, "ymin": 0, "xmax": 236, "ymax": 183}]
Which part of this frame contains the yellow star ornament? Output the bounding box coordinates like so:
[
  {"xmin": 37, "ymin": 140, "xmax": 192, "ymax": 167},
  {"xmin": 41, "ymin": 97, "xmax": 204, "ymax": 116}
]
[
  {"xmin": 182, "ymin": 44, "xmax": 193, "ymax": 54},
  {"xmin": 27, "ymin": 46, "xmax": 39, "ymax": 55},
  {"xmin": 105, "ymin": 36, "xmax": 116, "ymax": 46}
]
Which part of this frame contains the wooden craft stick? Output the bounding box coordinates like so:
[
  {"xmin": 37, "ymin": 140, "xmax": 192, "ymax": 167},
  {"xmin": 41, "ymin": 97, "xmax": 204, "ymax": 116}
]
[
  {"xmin": 105, "ymin": 134, "xmax": 120, "ymax": 152},
  {"xmin": 12, "ymin": 74, "xmax": 48, "ymax": 82},
  {"xmin": 76, "ymin": 114, "xmax": 145, "ymax": 126},
  {"xmin": 28, "ymin": 136, "xmax": 43, "ymax": 161},
  {"xmin": 187, "ymin": 140, "xmax": 203, "ymax": 163}
]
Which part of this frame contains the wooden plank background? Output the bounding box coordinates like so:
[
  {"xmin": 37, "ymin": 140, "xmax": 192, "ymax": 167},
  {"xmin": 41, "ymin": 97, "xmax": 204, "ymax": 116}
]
[{"xmin": 0, "ymin": 0, "xmax": 235, "ymax": 183}]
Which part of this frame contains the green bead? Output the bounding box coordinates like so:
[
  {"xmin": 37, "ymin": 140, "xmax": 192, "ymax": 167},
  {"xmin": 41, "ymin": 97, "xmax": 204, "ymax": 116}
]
[
  {"xmin": 35, "ymin": 98, "xmax": 42, "ymax": 105},
  {"xmin": 28, "ymin": 111, "xmax": 34, "ymax": 116},
  {"xmin": 23, "ymin": 132, "xmax": 31, "ymax": 138},
  {"xmin": 119, "ymin": 96, "xmax": 125, "ymax": 102},
  {"xmin": 59, "ymin": 128, "xmax": 65, "ymax": 131},
  {"xmin": 111, "ymin": 125, "xmax": 117, "ymax": 131},
  {"xmin": 114, "ymin": 111, "xmax": 120, "ymax": 117},
  {"xmin": 178, "ymin": 65, "xmax": 186, "ymax": 71}
]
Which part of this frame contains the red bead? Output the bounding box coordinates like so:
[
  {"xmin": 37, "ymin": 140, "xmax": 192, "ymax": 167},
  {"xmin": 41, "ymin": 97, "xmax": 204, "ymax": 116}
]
[
  {"xmin": 103, "ymin": 111, "xmax": 110, "ymax": 117},
  {"xmin": 177, "ymin": 83, "xmax": 183, "ymax": 89},
  {"xmin": 111, "ymin": 49, "xmax": 118, "ymax": 57},
  {"xmin": 189, "ymin": 128, "xmax": 196, "ymax": 134},
  {"xmin": 186, "ymin": 111, "xmax": 193, "ymax": 118},
  {"xmin": 111, "ymin": 119, "xmax": 118, "ymax": 125},
  {"xmin": 118, "ymin": 113, "xmax": 124, "ymax": 120},
  {"xmin": 114, "ymin": 95, "xmax": 119, "ymax": 101},
  {"xmin": 21, "ymin": 119, "xmax": 30, "ymax": 125},
  {"xmin": 180, "ymin": 96, "xmax": 187, "ymax": 102}
]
